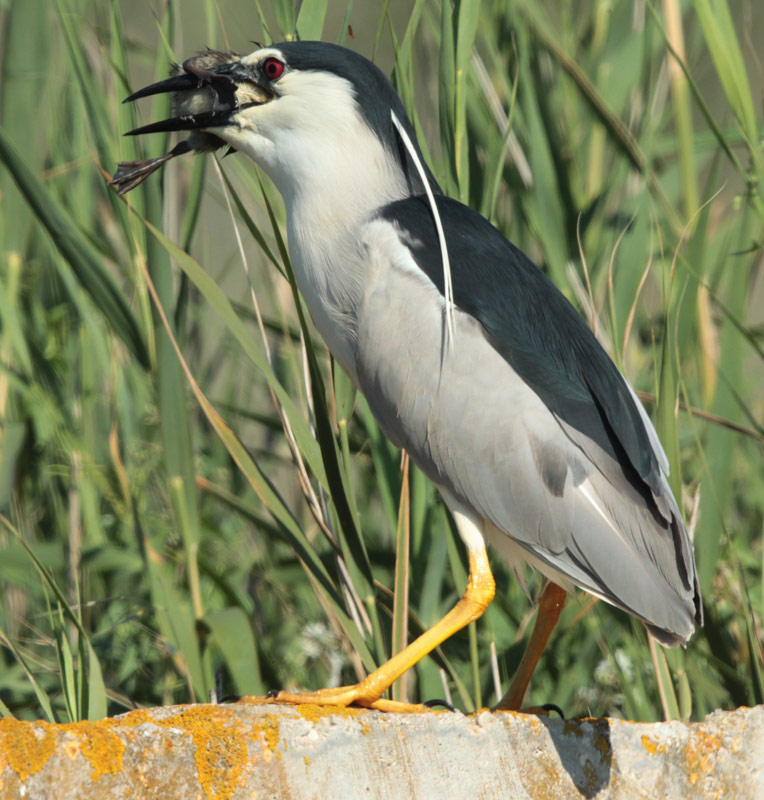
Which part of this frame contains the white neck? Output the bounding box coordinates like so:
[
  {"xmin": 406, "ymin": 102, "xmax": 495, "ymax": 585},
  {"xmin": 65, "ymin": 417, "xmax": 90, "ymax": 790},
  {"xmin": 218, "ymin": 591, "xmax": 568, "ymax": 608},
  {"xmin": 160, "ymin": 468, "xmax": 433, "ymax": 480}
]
[
  {"xmin": 283, "ymin": 137, "xmax": 407, "ymax": 379},
  {"xmin": 221, "ymin": 71, "xmax": 410, "ymax": 376}
]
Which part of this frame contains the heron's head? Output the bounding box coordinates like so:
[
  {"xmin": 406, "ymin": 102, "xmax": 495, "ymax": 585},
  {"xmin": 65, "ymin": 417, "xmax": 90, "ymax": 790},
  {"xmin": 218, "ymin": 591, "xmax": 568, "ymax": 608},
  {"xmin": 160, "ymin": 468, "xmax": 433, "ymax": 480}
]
[{"xmin": 116, "ymin": 41, "xmax": 438, "ymax": 202}]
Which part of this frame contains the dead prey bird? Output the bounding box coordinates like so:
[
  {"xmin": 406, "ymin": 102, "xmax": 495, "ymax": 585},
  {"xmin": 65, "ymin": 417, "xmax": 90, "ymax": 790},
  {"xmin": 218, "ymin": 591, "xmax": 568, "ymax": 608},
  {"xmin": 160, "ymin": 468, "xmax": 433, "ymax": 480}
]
[{"xmin": 109, "ymin": 49, "xmax": 263, "ymax": 194}]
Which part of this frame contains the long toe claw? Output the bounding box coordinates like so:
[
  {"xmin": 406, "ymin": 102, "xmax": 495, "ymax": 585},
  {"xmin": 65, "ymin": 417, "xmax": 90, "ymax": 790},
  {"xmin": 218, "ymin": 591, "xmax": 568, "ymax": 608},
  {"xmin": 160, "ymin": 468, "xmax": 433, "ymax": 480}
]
[
  {"xmin": 539, "ymin": 702, "xmax": 565, "ymax": 719},
  {"xmin": 423, "ymin": 698, "xmax": 456, "ymax": 711}
]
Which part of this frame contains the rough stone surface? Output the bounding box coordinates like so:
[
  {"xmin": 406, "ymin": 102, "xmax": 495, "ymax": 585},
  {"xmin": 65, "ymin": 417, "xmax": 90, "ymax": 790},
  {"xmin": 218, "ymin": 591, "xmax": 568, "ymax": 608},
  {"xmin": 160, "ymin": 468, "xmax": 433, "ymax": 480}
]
[{"xmin": 0, "ymin": 702, "xmax": 761, "ymax": 799}]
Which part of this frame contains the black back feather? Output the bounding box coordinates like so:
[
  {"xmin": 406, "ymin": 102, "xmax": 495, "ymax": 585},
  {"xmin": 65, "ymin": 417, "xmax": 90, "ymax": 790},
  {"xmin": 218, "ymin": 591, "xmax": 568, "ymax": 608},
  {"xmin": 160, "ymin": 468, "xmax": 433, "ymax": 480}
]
[{"xmin": 378, "ymin": 195, "xmax": 665, "ymax": 502}]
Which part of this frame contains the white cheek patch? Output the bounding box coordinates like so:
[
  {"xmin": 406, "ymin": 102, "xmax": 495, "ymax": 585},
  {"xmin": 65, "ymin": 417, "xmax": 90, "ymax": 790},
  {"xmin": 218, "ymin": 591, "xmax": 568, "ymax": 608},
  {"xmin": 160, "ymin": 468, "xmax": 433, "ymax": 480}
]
[{"xmin": 240, "ymin": 48, "xmax": 286, "ymax": 67}]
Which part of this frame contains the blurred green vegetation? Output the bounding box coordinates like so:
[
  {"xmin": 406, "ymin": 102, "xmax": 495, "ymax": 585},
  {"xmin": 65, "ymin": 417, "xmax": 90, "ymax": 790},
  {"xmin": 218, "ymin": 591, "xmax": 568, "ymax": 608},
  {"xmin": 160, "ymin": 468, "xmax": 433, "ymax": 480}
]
[{"xmin": 0, "ymin": 0, "xmax": 762, "ymax": 724}]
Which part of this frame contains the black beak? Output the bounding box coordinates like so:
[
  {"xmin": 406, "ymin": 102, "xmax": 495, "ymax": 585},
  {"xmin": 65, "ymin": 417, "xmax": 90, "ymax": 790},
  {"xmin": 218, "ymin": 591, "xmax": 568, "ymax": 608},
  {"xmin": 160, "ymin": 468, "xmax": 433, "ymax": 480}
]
[
  {"xmin": 122, "ymin": 55, "xmax": 262, "ymax": 136},
  {"xmin": 124, "ymin": 109, "xmax": 237, "ymax": 138},
  {"xmin": 110, "ymin": 53, "xmax": 260, "ymax": 194},
  {"xmin": 123, "ymin": 72, "xmax": 212, "ymax": 104}
]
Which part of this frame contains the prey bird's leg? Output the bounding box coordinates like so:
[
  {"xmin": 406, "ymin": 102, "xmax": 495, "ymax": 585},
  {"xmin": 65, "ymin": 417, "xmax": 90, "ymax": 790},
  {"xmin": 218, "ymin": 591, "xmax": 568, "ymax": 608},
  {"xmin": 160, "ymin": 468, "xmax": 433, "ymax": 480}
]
[
  {"xmin": 109, "ymin": 140, "xmax": 192, "ymax": 195},
  {"xmin": 495, "ymin": 581, "xmax": 567, "ymax": 710},
  {"xmin": 250, "ymin": 540, "xmax": 496, "ymax": 711}
]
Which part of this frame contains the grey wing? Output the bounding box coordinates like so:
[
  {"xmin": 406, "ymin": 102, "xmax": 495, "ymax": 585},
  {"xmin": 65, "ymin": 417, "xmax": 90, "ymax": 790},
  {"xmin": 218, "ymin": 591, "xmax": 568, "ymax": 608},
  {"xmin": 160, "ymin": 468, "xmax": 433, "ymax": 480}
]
[{"xmin": 356, "ymin": 219, "xmax": 701, "ymax": 645}]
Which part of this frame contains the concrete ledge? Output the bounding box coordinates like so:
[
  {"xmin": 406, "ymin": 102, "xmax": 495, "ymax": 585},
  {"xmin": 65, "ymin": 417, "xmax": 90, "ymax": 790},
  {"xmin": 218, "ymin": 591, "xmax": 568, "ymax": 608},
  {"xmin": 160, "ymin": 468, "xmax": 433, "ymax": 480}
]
[{"xmin": 0, "ymin": 702, "xmax": 761, "ymax": 799}]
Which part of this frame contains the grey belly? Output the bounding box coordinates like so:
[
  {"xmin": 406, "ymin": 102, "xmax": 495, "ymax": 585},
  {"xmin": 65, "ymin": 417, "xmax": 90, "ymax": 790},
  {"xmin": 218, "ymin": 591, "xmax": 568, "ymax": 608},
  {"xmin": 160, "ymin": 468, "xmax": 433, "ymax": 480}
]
[{"xmin": 354, "ymin": 267, "xmax": 547, "ymax": 519}]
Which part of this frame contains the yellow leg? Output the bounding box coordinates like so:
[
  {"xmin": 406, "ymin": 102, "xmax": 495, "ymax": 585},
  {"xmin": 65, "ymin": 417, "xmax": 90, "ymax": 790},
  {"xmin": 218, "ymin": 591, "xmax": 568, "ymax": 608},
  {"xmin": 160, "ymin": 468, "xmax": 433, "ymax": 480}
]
[
  {"xmin": 249, "ymin": 544, "xmax": 496, "ymax": 712},
  {"xmin": 495, "ymin": 581, "xmax": 567, "ymax": 710}
]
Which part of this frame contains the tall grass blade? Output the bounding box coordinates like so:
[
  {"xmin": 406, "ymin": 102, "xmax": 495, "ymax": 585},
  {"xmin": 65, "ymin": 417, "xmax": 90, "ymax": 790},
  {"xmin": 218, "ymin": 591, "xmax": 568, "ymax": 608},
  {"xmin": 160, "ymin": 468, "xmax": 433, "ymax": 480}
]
[
  {"xmin": 136, "ymin": 245, "xmax": 377, "ymax": 670},
  {"xmin": 391, "ymin": 454, "xmax": 411, "ymax": 703},
  {"xmin": 0, "ymin": 628, "xmax": 57, "ymax": 723},
  {"xmin": 134, "ymin": 213, "xmax": 326, "ymax": 486},
  {"xmin": 206, "ymin": 608, "xmax": 265, "ymax": 697},
  {"xmin": 1, "ymin": 516, "xmax": 107, "ymax": 720},
  {"xmin": 296, "ymin": 0, "xmax": 327, "ymax": 41},
  {"xmin": 0, "ymin": 127, "xmax": 148, "ymax": 368}
]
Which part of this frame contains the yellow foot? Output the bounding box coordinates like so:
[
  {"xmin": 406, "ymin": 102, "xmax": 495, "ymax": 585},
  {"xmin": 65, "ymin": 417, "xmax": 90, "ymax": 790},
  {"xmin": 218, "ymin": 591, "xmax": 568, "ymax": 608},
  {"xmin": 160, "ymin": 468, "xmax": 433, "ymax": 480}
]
[{"xmin": 239, "ymin": 687, "xmax": 433, "ymax": 714}]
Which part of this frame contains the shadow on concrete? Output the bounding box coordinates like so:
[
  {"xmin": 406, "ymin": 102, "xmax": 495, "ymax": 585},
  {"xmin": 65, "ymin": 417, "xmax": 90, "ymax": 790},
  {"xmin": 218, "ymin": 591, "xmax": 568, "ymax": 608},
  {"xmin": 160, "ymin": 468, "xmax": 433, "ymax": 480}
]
[{"xmin": 539, "ymin": 715, "xmax": 613, "ymax": 797}]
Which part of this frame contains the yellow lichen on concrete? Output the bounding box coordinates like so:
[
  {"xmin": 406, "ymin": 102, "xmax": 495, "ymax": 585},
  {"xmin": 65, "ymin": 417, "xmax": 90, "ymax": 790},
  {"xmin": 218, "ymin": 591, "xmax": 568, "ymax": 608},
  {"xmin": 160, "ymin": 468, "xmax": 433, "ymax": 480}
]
[
  {"xmin": 257, "ymin": 715, "xmax": 281, "ymax": 754},
  {"xmin": 150, "ymin": 706, "xmax": 251, "ymax": 800},
  {"xmin": 641, "ymin": 734, "xmax": 666, "ymax": 755},
  {"xmin": 0, "ymin": 705, "xmax": 285, "ymax": 800},
  {"xmin": 591, "ymin": 719, "xmax": 612, "ymax": 758},
  {"xmin": 0, "ymin": 716, "xmax": 134, "ymax": 786},
  {"xmin": 583, "ymin": 720, "xmax": 612, "ymax": 795},
  {"xmin": 685, "ymin": 730, "xmax": 721, "ymax": 787},
  {"xmin": 520, "ymin": 747, "xmax": 569, "ymax": 800},
  {"xmin": 496, "ymin": 709, "xmax": 543, "ymax": 736},
  {"xmin": 0, "ymin": 717, "xmax": 56, "ymax": 782},
  {"xmin": 58, "ymin": 720, "xmax": 125, "ymax": 783},
  {"xmin": 78, "ymin": 723, "xmax": 124, "ymax": 782},
  {"xmin": 60, "ymin": 720, "xmax": 126, "ymax": 782},
  {"xmin": 1, "ymin": 704, "xmax": 757, "ymax": 799}
]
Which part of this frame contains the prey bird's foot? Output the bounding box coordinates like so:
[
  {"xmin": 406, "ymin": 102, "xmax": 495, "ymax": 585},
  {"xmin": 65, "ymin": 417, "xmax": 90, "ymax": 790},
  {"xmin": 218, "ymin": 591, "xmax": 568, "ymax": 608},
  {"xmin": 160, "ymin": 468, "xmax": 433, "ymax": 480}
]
[
  {"xmin": 109, "ymin": 156, "xmax": 169, "ymax": 195},
  {"xmin": 108, "ymin": 141, "xmax": 191, "ymax": 195}
]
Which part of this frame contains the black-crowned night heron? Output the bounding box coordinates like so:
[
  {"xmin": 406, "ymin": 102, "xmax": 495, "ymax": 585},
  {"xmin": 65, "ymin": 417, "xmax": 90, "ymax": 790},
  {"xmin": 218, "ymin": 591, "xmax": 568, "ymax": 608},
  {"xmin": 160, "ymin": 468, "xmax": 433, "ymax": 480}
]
[{"xmin": 113, "ymin": 41, "xmax": 702, "ymax": 711}]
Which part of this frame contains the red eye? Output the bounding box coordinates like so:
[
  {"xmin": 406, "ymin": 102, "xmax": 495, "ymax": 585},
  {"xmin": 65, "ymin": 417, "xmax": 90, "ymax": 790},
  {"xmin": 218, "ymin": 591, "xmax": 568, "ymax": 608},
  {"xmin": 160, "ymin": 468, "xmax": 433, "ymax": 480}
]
[{"xmin": 263, "ymin": 58, "xmax": 284, "ymax": 80}]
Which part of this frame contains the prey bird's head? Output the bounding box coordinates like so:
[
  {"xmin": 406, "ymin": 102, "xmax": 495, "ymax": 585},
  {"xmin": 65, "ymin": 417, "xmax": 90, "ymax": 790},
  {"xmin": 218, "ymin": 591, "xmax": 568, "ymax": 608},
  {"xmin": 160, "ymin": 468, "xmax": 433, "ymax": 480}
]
[{"xmin": 111, "ymin": 41, "xmax": 438, "ymax": 203}]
